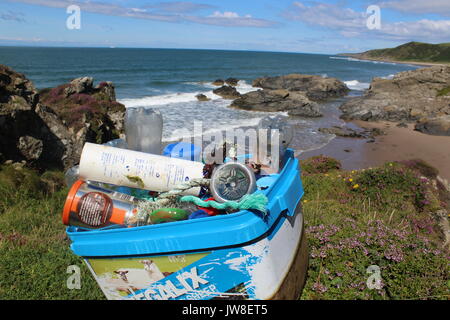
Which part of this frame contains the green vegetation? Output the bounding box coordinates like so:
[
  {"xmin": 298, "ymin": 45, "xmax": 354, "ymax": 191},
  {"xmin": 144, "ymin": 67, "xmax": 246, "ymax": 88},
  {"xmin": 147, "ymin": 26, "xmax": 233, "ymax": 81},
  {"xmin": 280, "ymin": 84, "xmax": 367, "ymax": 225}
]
[
  {"xmin": 354, "ymin": 41, "xmax": 450, "ymax": 64},
  {"xmin": 300, "ymin": 156, "xmax": 449, "ymax": 299},
  {"xmin": 437, "ymin": 86, "xmax": 450, "ymax": 97},
  {"xmin": 39, "ymin": 85, "xmax": 124, "ymax": 144},
  {"xmin": 0, "ymin": 163, "xmax": 104, "ymax": 299},
  {"xmin": 0, "ymin": 157, "xmax": 448, "ymax": 300}
]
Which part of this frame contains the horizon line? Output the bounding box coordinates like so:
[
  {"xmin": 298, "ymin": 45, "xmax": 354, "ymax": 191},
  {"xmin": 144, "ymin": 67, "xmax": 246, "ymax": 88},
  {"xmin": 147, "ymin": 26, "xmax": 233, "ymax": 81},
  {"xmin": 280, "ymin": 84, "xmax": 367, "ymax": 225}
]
[{"xmin": 0, "ymin": 44, "xmax": 340, "ymax": 55}]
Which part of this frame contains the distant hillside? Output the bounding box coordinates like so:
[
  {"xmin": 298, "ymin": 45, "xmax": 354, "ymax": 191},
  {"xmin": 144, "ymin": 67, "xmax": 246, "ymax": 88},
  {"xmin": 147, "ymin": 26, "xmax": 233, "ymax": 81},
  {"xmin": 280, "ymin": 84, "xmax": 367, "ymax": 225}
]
[{"xmin": 342, "ymin": 42, "xmax": 450, "ymax": 64}]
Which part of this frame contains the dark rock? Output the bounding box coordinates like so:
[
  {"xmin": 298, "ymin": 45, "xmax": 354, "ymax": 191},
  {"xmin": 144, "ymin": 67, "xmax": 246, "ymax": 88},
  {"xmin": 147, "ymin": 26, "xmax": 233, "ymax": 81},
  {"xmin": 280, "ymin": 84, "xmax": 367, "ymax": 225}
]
[
  {"xmin": 0, "ymin": 64, "xmax": 125, "ymax": 170},
  {"xmin": 319, "ymin": 125, "xmax": 385, "ymax": 139},
  {"xmin": 252, "ymin": 74, "xmax": 349, "ymax": 101},
  {"xmin": 318, "ymin": 126, "xmax": 365, "ymax": 138},
  {"xmin": 225, "ymin": 77, "xmax": 239, "ymax": 87},
  {"xmin": 231, "ymin": 89, "xmax": 322, "ymax": 117},
  {"xmin": 195, "ymin": 93, "xmax": 210, "ymax": 102},
  {"xmin": 414, "ymin": 116, "xmax": 450, "ymax": 136},
  {"xmin": 213, "ymin": 85, "xmax": 241, "ymax": 99},
  {"xmin": 370, "ymin": 128, "xmax": 386, "ymax": 136},
  {"xmin": 212, "ymin": 79, "xmax": 224, "ymax": 86},
  {"xmin": 397, "ymin": 122, "xmax": 408, "ymax": 128}
]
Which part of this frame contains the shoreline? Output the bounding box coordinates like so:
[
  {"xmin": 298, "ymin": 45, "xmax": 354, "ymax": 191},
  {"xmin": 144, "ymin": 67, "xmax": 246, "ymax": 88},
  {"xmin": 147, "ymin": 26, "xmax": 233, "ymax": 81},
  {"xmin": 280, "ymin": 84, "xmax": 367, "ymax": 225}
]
[
  {"xmin": 297, "ymin": 120, "xmax": 450, "ymax": 181},
  {"xmin": 339, "ymin": 54, "xmax": 449, "ymax": 67}
]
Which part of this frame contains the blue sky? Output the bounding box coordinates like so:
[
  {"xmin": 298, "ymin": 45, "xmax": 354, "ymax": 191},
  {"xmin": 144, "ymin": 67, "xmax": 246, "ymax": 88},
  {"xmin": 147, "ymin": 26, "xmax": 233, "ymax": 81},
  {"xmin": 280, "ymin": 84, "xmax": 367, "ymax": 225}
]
[{"xmin": 0, "ymin": 0, "xmax": 449, "ymax": 54}]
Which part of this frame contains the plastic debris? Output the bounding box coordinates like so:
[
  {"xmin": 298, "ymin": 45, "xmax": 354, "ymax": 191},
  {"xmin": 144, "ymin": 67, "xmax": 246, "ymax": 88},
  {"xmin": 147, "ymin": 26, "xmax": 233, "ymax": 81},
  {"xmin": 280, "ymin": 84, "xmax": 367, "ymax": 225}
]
[
  {"xmin": 125, "ymin": 107, "xmax": 163, "ymax": 154},
  {"xmin": 210, "ymin": 162, "xmax": 257, "ymax": 202},
  {"xmin": 149, "ymin": 208, "xmax": 190, "ymax": 224},
  {"xmin": 180, "ymin": 193, "xmax": 269, "ymax": 215},
  {"xmin": 163, "ymin": 142, "xmax": 202, "ymax": 162}
]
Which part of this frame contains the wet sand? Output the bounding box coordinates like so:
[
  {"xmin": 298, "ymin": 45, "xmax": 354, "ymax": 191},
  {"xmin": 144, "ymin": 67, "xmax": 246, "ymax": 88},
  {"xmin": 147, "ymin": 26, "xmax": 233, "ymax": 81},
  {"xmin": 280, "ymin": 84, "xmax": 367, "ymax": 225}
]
[{"xmin": 298, "ymin": 121, "xmax": 450, "ymax": 181}]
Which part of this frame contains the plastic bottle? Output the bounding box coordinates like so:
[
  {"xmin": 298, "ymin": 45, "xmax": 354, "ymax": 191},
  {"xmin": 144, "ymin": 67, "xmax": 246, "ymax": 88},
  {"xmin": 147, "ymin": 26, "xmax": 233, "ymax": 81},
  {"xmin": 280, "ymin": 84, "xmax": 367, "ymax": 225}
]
[
  {"xmin": 64, "ymin": 165, "xmax": 79, "ymax": 189},
  {"xmin": 78, "ymin": 143, "xmax": 205, "ymax": 195},
  {"xmin": 125, "ymin": 107, "xmax": 163, "ymax": 154},
  {"xmin": 62, "ymin": 180, "xmax": 145, "ymax": 229},
  {"xmin": 257, "ymin": 115, "xmax": 294, "ymax": 150}
]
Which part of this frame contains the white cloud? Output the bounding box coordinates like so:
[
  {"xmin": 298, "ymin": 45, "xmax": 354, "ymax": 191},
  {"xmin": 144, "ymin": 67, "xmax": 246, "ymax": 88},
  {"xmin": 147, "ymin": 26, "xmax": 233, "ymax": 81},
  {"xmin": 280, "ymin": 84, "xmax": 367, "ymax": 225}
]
[
  {"xmin": 379, "ymin": 0, "xmax": 450, "ymax": 16},
  {"xmin": 380, "ymin": 19, "xmax": 450, "ymax": 40},
  {"xmin": 287, "ymin": 1, "xmax": 367, "ymax": 30},
  {"xmin": 210, "ymin": 11, "xmax": 240, "ymax": 18},
  {"xmin": 285, "ymin": 1, "xmax": 450, "ymax": 41},
  {"xmin": 7, "ymin": 0, "xmax": 277, "ymax": 27},
  {"xmin": 0, "ymin": 10, "xmax": 26, "ymax": 22}
]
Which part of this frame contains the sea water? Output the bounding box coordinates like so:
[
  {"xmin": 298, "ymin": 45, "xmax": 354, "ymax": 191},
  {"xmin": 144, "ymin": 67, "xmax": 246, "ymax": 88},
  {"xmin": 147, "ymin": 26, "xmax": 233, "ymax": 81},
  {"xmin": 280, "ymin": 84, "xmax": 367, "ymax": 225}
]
[{"xmin": 0, "ymin": 47, "xmax": 417, "ymax": 153}]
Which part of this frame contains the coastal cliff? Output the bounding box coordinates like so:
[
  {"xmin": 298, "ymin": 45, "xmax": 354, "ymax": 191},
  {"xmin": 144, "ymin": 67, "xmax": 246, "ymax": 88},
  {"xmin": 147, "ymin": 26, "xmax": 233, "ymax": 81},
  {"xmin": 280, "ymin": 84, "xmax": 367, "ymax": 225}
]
[{"xmin": 0, "ymin": 65, "xmax": 125, "ymax": 170}]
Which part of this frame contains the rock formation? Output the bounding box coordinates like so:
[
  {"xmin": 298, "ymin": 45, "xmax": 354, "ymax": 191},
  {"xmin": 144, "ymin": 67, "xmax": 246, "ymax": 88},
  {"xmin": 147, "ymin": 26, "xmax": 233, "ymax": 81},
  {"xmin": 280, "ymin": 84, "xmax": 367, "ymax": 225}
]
[
  {"xmin": 231, "ymin": 89, "xmax": 322, "ymax": 117},
  {"xmin": 230, "ymin": 73, "xmax": 349, "ymax": 117},
  {"xmin": 195, "ymin": 93, "xmax": 210, "ymax": 102},
  {"xmin": 0, "ymin": 64, "xmax": 125, "ymax": 170},
  {"xmin": 340, "ymin": 66, "xmax": 450, "ymax": 125},
  {"xmin": 213, "ymin": 85, "xmax": 241, "ymax": 99},
  {"xmin": 415, "ymin": 115, "xmax": 450, "ymax": 136},
  {"xmin": 252, "ymin": 74, "xmax": 349, "ymax": 101}
]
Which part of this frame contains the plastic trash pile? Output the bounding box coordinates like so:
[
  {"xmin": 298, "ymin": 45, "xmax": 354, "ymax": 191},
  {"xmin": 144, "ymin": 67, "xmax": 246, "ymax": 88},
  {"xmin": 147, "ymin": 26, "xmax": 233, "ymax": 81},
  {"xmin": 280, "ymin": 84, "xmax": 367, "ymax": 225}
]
[{"xmin": 62, "ymin": 107, "xmax": 293, "ymax": 230}]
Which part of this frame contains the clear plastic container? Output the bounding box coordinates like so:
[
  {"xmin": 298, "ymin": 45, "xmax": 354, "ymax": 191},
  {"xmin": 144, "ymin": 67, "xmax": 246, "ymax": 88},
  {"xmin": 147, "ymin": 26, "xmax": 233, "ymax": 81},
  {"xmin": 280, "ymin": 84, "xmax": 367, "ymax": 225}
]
[{"xmin": 125, "ymin": 107, "xmax": 163, "ymax": 154}]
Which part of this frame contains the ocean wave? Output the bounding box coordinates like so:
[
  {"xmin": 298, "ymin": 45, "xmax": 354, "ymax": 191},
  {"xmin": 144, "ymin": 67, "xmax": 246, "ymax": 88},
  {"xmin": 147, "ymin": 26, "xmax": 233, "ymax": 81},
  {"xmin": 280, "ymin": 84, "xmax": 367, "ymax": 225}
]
[
  {"xmin": 330, "ymin": 56, "xmax": 360, "ymax": 62},
  {"xmin": 119, "ymin": 80, "xmax": 256, "ymax": 108},
  {"xmin": 380, "ymin": 74, "xmax": 395, "ymax": 80},
  {"xmin": 330, "ymin": 56, "xmax": 401, "ymax": 66},
  {"xmin": 344, "ymin": 80, "xmax": 370, "ymax": 91}
]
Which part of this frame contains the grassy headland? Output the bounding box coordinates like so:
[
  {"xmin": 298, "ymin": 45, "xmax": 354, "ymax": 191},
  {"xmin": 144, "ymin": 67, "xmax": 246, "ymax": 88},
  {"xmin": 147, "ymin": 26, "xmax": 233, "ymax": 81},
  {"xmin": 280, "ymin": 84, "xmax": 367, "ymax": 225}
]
[
  {"xmin": 0, "ymin": 157, "xmax": 448, "ymax": 300},
  {"xmin": 342, "ymin": 41, "xmax": 450, "ymax": 65}
]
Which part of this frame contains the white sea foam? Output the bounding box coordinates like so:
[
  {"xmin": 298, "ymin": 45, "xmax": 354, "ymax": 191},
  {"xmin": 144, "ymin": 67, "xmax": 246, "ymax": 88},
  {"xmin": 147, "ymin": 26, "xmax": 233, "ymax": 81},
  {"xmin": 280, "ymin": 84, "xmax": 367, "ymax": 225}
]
[
  {"xmin": 119, "ymin": 80, "xmax": 256, "ymax": 108},
  {"xmin": 330, "ymin": 56, "xmax": 360, "ymax": 62},
  {"xmin": 330, "ymin": 56, "xmax": 401, "ymax": 66},
  {"xmin": 380, "ymin": 74, "xmax": 395, "ymax": 80},
  {"xmin": 119, "ymin": 91, "xmax": 221, "ymax": 108},
  {"xmin": 344, "ymin": 80, "xmax": 370, "ymax": 91}
]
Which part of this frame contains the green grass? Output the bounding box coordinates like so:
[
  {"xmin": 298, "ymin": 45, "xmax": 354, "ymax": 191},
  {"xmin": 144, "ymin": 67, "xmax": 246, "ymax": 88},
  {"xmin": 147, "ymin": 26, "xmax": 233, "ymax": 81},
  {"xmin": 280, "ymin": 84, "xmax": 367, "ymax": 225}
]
[
  {"xmin": 300, "ymin": 157, "xmax": 449, "ymax": 300},
  {"xmin": 360, "ymin": 41, "xmax": 450, "ymax": 63},
  {"xmin": 0, "ymin": 159, "xmax": 448, "ymax": 300},
  {"xmin": 0, "ymin": 164, "xmax": 104, "ymax": 300}
]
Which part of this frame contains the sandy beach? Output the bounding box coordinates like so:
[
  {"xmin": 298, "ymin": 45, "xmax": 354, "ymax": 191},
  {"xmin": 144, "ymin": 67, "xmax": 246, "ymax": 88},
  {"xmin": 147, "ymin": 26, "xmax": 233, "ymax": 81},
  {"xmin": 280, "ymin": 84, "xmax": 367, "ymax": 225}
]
[{"xmin": 298, "ymin": 120, "xmax": 450, "ymax": 181}]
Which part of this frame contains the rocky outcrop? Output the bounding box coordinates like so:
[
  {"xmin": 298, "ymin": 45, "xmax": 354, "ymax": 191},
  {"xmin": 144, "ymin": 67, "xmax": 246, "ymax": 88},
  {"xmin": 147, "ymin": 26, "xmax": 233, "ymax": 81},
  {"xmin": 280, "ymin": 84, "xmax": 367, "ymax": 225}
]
[
  {"xmin": 212, "ymin": 79, "xmax": 224, "ymax": 86},
  {"xmin": 213, "ymin": 85, "xmax": 241, "ymax": 99},
  {"xmin": 415, "ymin": 116, "xmax": 450, "ymax": 136},
  {"xmin": 225, "ymin": 77, "xmax": 239, "ymax": 87},
  {"xmin": 195, "ymin": 93, "xmax": 210, "ymax": 102},
  {"xmin": 230, "ymin": 89, "xmax": 322, "ymax": 117},
  {"xmin": 229, "ymin": 73, "xmax": 350, "ymax": 117},
  {"xmin": 340, "ymin": 66, "xmax": 450, "ymax": 123},
  {"xmin": 253, "ymin": 74, "xmax": 349, "ymax": 101},
  {"xmin": 318, "ymin": 126, "xmax": 385, "ymax": 139},
  {"xmin": 0, "ymin": 65, "xmax": 125, "ymax": 170}
]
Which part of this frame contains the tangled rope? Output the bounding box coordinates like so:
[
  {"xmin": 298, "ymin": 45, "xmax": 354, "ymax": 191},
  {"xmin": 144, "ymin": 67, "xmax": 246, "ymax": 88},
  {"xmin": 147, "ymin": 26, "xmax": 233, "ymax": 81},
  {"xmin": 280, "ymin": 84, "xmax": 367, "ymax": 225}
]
[
  {"xmin": 180, "ymin": 193, "xmax": 269, "ymax": 215},
  {"xmin": 135, "ymin": 178, "xmax": 211, "ymax": 224}
]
